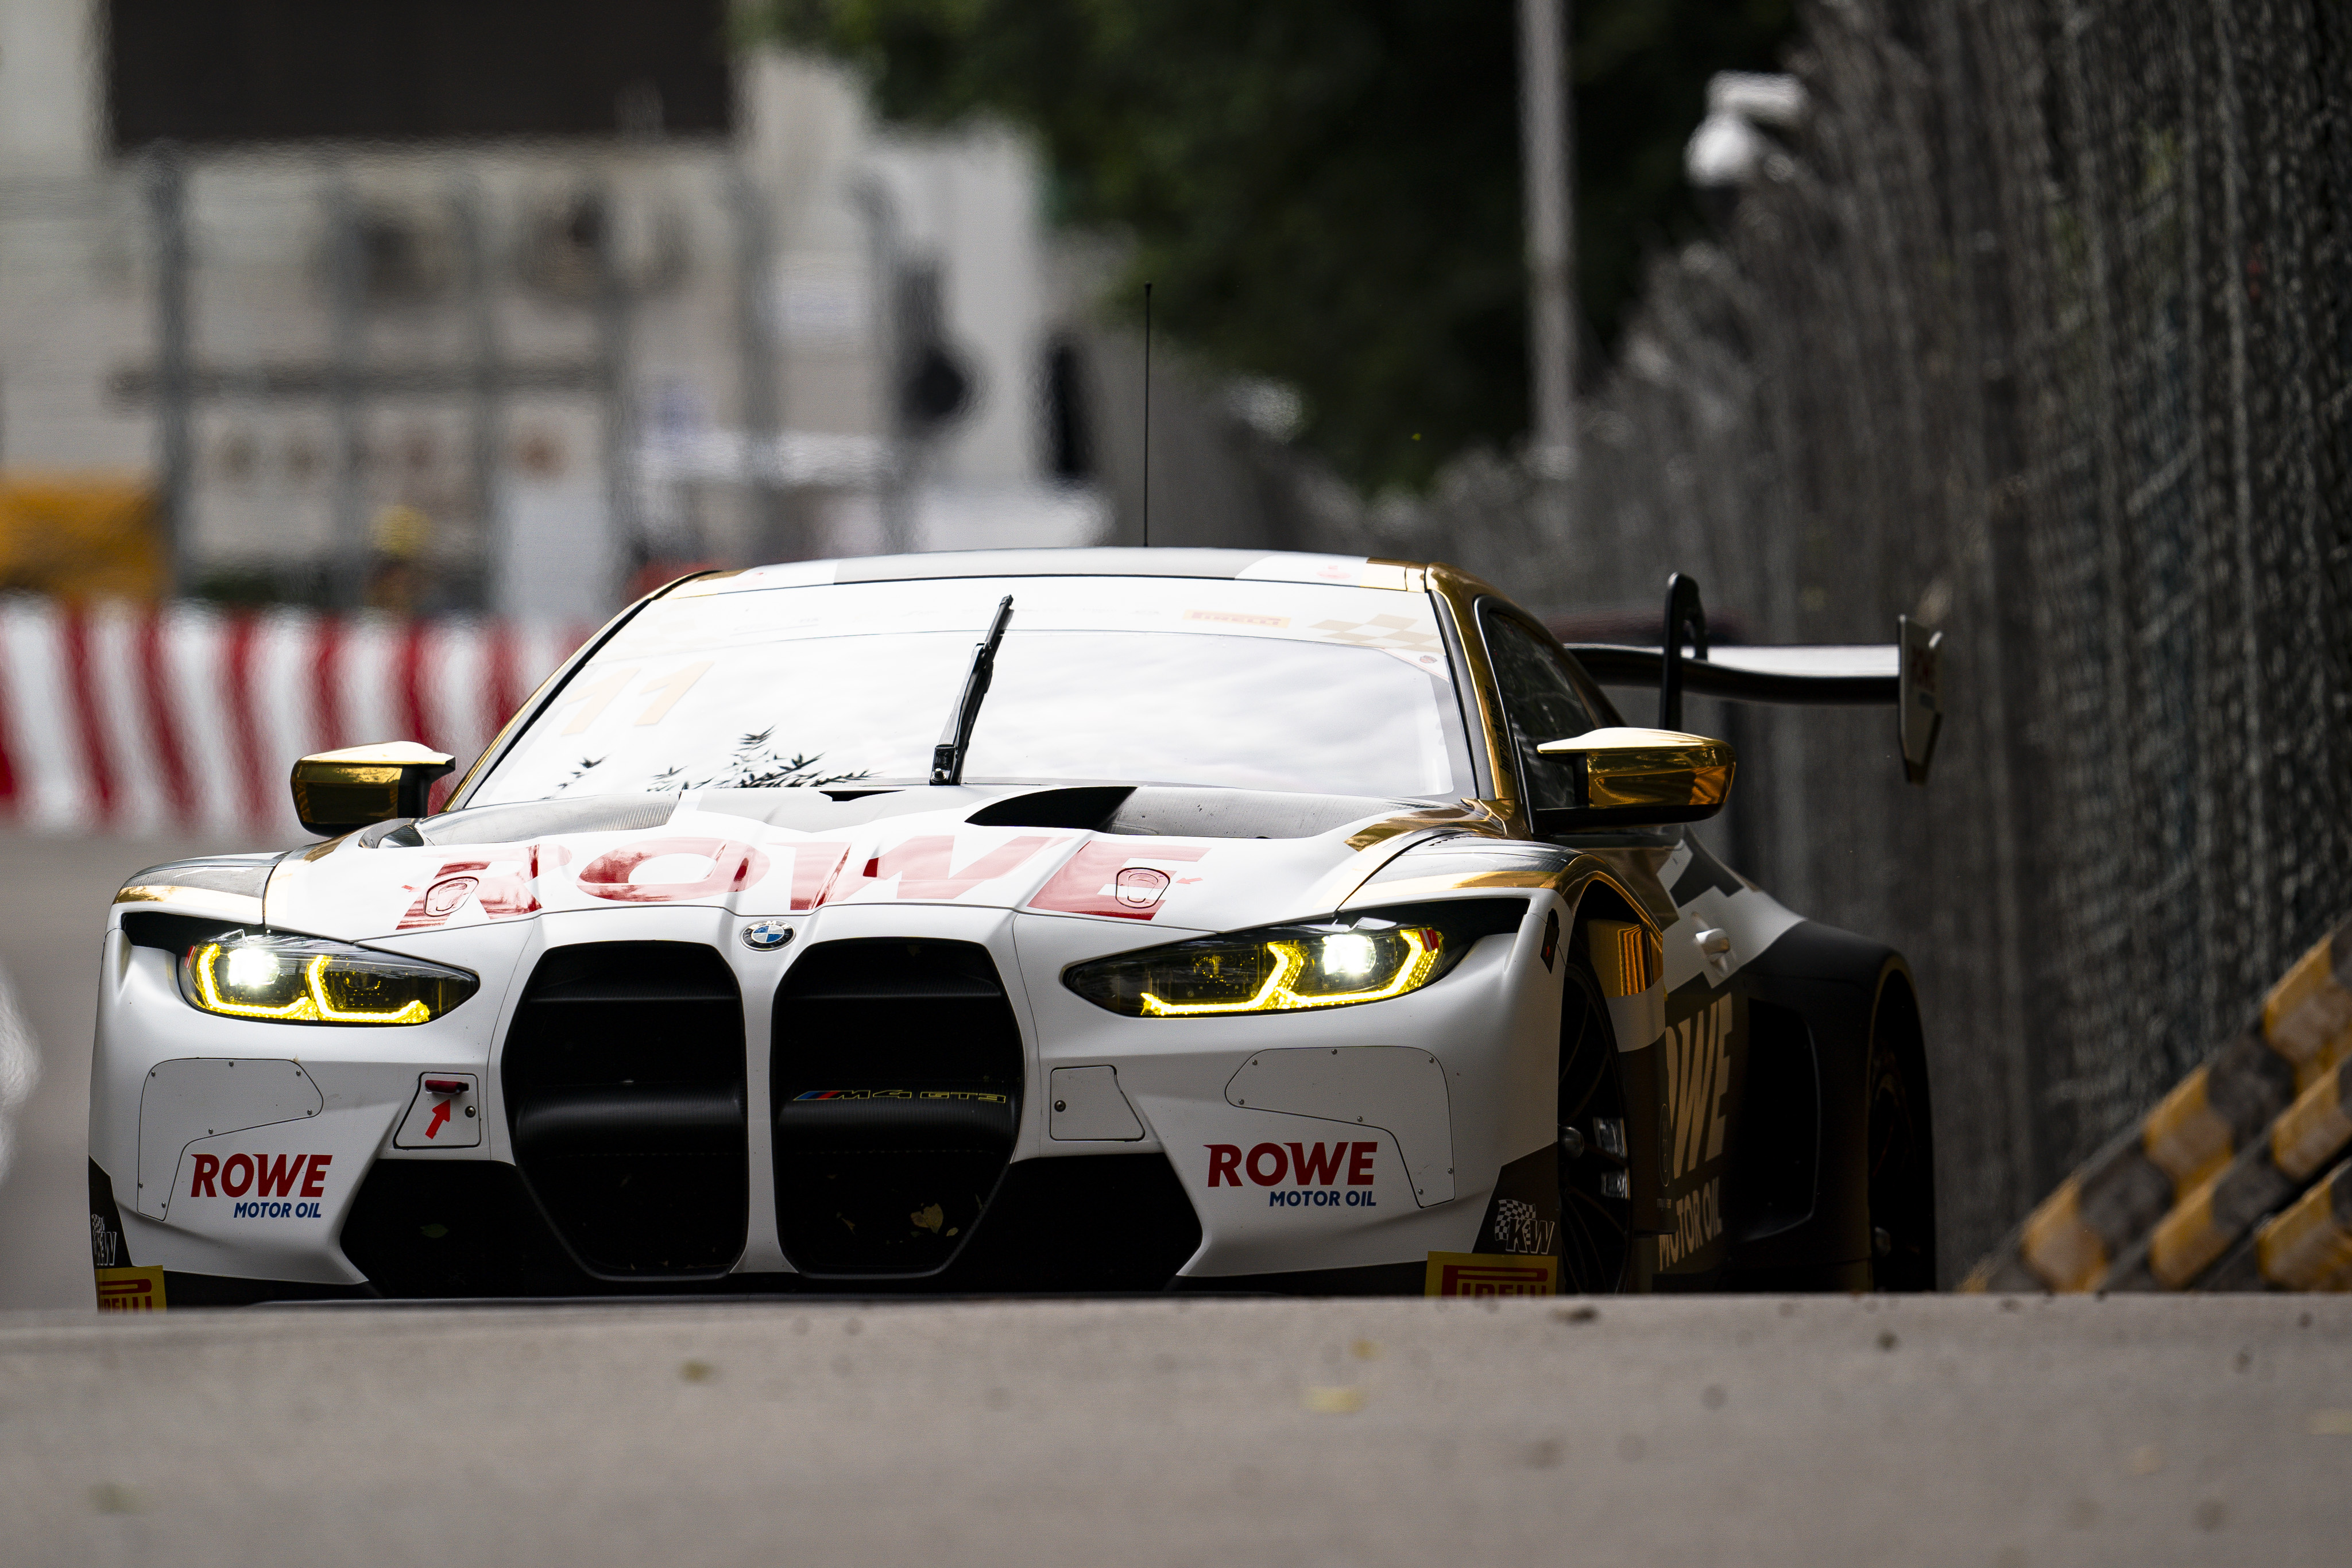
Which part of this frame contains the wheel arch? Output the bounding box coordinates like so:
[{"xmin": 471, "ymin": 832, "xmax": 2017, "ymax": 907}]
[
  {"xmin": 1861, "ymin": 955, "xmax": 1936, "ymax": 1288},
  {"xmin": 1865, "ymin": 956, "xmax": 1930, "ymax": 1114},
  {"xmin": 1549, "ymin": 874, "xmax": 1654, "ymax": 1292},
  {"xmin": 1723, "ymin": 921, "xmax": 1927, "ymax": 1286}
]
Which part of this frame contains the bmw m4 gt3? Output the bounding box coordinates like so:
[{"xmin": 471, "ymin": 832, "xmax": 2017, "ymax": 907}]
[{"xmin": 89, "ymin": 549, "xmax": 1933, "ymax": 1307}]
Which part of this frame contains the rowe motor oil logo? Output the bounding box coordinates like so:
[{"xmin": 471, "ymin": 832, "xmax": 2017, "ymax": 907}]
[
  {"xmin": 1657, "ymin": 993, "xmax": 1738, "ymax": 1271},
  {"xmin": 187, "ymin": 1152, "xmax": 334, "ymax": 1219},
  {"xmin": 1204, "ymin": 1141, "xmax": 1380, "ymax": 1208}
]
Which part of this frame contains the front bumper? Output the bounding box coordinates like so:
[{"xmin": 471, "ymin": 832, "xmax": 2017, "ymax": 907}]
[{"xmin": 91, "ymin": 892, "xmax": 1561, "ymax": 1299}]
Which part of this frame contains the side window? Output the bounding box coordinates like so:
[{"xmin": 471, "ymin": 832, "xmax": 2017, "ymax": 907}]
[{"xmin": 1481, "ymin": 609, "xmax": 1600, "ymax": 811}]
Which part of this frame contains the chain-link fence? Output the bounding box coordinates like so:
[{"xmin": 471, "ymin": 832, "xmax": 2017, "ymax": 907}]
[{"xmin": 1322, "ymin": 0, "xmax": 2352, "ymax": 1277}]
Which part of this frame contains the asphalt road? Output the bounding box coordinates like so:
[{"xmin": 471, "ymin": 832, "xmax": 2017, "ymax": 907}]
[
  {"xmin": 3, "ymin": 831, "xmax": 2349, "ymax": 1562},
  {"xmin": 2, "ymin": 1294, "xmax": 2347, "ymax": 1566},
  {"xmin": 0, "ymin": 828, "xmax": 267, "ymax": 1311}
]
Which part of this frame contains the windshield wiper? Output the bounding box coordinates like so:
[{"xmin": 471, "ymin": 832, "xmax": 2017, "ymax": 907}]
[{"xmin": 930, "ymin": 595, "xmax": 1015, "ymax": 785}]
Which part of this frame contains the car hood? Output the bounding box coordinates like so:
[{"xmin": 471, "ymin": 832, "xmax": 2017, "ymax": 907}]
[{"xmin": 261, "ymin": 785, "xmax": 1507, "ymax": 944}]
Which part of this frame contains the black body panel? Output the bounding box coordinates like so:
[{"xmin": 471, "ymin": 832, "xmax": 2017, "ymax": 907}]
[
  {"xmin": 501, "ymin": 941, "xmax": 749, "ymax": 1277},
  {"xmin": 1165, "ymin": 1261, "xmax": 1425, "ymax": 1296},
  {"xmin": 337, "ymin": 1153, "xmax": 1200, "ymax": 1298},
  {"xmin": 909, "ymin": 1153, "xmax": 1201, "ymax": 1292},
  {"xmin": 1718, "ymin": 919, "xmax": 1912, "ymax": 1285},
  {"xmin": 1724, "ymin": 1000, "xmax": 1821, "ymax": 1245},
  {"xmin": 339, "ymin": 1160, "xmax": 593, "ymax": 1296},
  {"xmin": 770, "ymin": 938, "xmax": 1024, "ymax": 1276}
]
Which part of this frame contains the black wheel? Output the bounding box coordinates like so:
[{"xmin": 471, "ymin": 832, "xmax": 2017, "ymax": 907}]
[
  {"xmin": 1864, "ymin": 977, "xmax": 1936, "ymax": 1291},
  {"xmin": 1557, "ymin": 963, "xmax": 1633, "ymax": 1294}
]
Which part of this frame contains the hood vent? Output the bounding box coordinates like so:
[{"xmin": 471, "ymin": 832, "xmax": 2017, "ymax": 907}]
[{"xmin": 968, "ymin": 785, "xmax": 1410, "ymax": 838}]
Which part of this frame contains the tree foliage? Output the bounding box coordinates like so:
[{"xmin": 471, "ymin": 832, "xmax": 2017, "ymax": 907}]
[{"xmin": 756, "ymin": 1, "xmax": 1793, "ymax": 492}]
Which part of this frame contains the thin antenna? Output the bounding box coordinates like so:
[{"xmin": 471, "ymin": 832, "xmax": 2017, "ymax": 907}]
[{"xmin": 1142, "ymin": 281, "xmax": 1152, "ymax": 548}]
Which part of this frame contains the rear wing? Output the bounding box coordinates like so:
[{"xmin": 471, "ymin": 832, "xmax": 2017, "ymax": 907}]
[{"xmin": 1561, "ymin": 574, "xmax": 1944, "ymax": 784}]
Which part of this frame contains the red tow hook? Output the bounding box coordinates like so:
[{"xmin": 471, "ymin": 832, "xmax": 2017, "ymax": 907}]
[{"xmin": 422, "ymin": 1077, "xmax": 468, "ymax": 1139}]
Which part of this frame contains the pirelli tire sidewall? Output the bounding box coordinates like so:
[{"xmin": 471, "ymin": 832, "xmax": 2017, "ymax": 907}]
[{"xmin": 1554, "ymin": 951, "xmax": 1634, "ymax": 1294}]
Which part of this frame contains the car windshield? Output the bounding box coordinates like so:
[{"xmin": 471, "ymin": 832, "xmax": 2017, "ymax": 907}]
[{"xmin": 467, "ymin": 573, "xmax": 1475, "ymax": 804}]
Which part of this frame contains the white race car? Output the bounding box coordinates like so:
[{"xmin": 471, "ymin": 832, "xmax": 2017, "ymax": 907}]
[{"xmin": 88, "ymin": 549, "xmax": 1936, "ymax": 1306}]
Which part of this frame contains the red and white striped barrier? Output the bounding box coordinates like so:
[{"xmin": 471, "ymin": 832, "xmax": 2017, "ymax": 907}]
[{"xmin": 0, "ymin": 597, "xmax": 588, "ymax": 839}]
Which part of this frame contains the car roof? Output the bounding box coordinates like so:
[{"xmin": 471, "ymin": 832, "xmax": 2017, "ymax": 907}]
[{"xmin": 669, "ymin": 547, "xmax": 1426, "ymax": 597}]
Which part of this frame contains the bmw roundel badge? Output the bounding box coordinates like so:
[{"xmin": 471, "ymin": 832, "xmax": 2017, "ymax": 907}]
[{"xmin": 741, "ymin": 919, "xmax": 795, "ymax": 952}]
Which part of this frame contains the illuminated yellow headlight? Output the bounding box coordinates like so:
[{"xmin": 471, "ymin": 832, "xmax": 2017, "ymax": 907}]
[
  {"xmin": 180, "ymin": 934, "xmax": 477, "ymax": 1026},
  {"xmin": 1135, "ymin": 927, "xmax": 1440, "ymax": 1016},
  {"xmin": 1064, "ymin": 901, "xmax": 1527, "ymax": 1019}
]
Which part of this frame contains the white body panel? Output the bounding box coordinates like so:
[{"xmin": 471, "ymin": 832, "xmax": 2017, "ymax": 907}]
[{"xmin": 90, "ymin": 807, "xmax": 1583, "ymax": 1287}]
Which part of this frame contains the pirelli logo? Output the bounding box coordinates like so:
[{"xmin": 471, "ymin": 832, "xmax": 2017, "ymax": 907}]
[
  {"xmin": 95, "ymin": 1265, "xmax": 167, "ymax": 1312},
  {"xmin": 1425, "ymin": 1252, "xmax": 1561, "ymax": 1297}
]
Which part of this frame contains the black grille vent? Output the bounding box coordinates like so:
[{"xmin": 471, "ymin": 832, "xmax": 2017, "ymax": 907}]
[
  {"xmin": 772, "ymin": 938, "xmax": 1023, "ymax": 1275},
  {"xmin": 502, "ymin": 942, "xmax": 746, "ymax": 1276}
]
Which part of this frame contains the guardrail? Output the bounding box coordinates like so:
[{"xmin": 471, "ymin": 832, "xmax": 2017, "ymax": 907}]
[
  {"xmin": 0, "ymin": 595, "xmax": 584, "ymax": 838},
  {"xmin": 1966, "ymin": 916, "xmax": 2352, "ymax": 1292}
]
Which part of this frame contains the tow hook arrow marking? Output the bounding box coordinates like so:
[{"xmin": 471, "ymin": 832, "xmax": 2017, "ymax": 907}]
[{"xmin": 425, "ymin": 1100, "xmax": 452, "ymax": 1139}]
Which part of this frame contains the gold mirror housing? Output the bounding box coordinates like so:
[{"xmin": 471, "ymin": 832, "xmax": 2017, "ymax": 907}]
[
  {"xmin": 289, "ymin": 742, "xmax": 456, "ymax": 837},
  {"xmin": 1533, "ymin": 727, "xmax": 1735, "ymax": 833}
]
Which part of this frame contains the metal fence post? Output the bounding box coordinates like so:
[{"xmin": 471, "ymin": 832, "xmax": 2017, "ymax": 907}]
[
  {"xmin": 454, "ymin": 179, "xmax": 504, "ymax": 613},
  {"xmin": 591, "ymin": 184, "xmax": 640, "ymax": 601},
  {"xmin": 1516, "ymin": 0, "xmax": 1579, "ymax": 533},
  {"xmin": 326, "ymin": 176, "xmax": 368, "ymax": 609},
  {"xmin": 145, "ymin": 142, "xmax": 193, "ymax": 597}
]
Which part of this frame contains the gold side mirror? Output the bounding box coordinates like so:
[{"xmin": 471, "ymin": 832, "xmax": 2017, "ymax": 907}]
[
  {"xmin": 290, "ymin": 742, "xmax": 456, "ymax": 837},
  {"xmin": 1532, "ymin": 727, "xmax": 1735, "ymax": 833}
]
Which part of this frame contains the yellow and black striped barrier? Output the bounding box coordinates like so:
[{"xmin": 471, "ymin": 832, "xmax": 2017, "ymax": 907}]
[
  {"xmin": 1967, "ymin": 916, "xmax": 2352, "ymax": 1293},
  {"xmin": 2249, "ymin": 1159, "xmax": 2352, "ymax": 1290}
]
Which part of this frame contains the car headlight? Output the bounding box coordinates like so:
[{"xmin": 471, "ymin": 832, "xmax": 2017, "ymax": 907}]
[
  {"xmin": 178, "ymin": 932, "xmax": 478, "ymax": 1025},
  {"xmin": 1063, "ymin": 900, "xmax": 1527, "ymax": 1018}
]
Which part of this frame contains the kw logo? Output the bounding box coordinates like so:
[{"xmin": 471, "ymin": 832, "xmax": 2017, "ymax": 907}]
[
  {"xmin": 1662, "ymin": 996, "xmax": 1734, "ymax": 1182},
  {"xmin": 1493, "ymin": 1198, "xmax": 1559, "ymax": 1257}
]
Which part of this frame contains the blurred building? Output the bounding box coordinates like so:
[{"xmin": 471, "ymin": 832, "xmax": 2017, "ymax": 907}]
[{"xmin": 0, "ymin": 0, "xmax": 1112, "ymax": 618}]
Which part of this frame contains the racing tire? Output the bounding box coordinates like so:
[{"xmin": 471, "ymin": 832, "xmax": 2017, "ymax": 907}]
[
  {"xmin": 1557, "ymin": 961, "xmax": 1633, "ymax": 1293},
  {"xmin": 1864, "ymin": 975, "xmax": 1936, "ymax": 1291}
]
